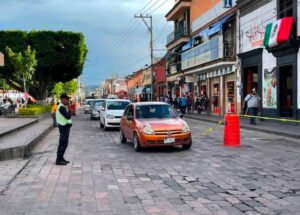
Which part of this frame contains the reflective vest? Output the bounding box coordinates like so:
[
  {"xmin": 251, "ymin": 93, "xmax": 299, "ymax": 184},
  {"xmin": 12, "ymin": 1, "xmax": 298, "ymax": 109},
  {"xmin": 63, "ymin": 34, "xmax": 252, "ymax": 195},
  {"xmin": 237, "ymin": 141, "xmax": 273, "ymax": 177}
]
[{"xmin": 56, "ymin": 104, "xmax": 72, "ymax": 126}]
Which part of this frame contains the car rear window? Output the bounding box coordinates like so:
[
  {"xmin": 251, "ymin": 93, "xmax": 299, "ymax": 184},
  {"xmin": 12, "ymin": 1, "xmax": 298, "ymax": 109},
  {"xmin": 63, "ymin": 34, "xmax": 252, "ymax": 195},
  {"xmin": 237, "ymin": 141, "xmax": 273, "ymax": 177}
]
[{"xmin": 107, "ymin": 101, "xmax": 130, "ymax": 110}]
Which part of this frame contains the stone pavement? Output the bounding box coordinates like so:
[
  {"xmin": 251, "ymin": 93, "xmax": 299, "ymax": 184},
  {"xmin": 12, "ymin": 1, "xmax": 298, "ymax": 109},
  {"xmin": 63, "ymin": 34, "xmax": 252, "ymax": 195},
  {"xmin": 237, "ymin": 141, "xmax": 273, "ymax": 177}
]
[
  {"xmin": 0, "ymin": 111, "xmax": 299, "ymax": 215},
  {"xmin": 184, "ymin": 112, "xmax": 300, "ymax": 139},
  {"xmin": 0, "ymin": 118, "xmax": 38, "ymax": 137}
]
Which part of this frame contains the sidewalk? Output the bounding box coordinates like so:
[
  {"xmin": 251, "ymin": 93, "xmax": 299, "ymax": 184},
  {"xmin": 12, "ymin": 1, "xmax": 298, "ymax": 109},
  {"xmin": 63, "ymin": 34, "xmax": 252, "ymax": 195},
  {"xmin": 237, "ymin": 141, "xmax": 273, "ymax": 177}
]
[{"xmin": 184, "ymin": 112, "xmax": 300, "ymax": 139}]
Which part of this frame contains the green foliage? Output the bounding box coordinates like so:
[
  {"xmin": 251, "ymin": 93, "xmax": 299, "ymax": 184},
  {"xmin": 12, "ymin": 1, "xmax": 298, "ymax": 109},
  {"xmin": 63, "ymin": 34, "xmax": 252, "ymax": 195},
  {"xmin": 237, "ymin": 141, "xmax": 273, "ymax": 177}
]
[
  {"xmin": 51, "ymin": 80, "xmax": 78, "ymax": 99},
  {"xmin": 6, "ymin": 45, "xmax": 37, "ymax": 91},
  {"xmin": 0, "ymin": 79, "xmax": 11, "ymax": 90},
  {"xmin": 18, "ymin": 104, "xmax": 52, "ymax": 116},
  {"xmin": 0, "ymin": 30, "xmax": 87, "ymax": 99}
]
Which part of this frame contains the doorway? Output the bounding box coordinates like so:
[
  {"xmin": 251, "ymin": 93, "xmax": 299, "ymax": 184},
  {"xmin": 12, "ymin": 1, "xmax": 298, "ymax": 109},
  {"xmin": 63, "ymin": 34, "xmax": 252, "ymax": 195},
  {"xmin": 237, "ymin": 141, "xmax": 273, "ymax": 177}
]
[
  {"xmin": 279, "ymin": 65, "xmax": 293, "ymax": 117},
  {"xmin": 243, "ymin": 66, "xmax": 259, "ymax": 99}
]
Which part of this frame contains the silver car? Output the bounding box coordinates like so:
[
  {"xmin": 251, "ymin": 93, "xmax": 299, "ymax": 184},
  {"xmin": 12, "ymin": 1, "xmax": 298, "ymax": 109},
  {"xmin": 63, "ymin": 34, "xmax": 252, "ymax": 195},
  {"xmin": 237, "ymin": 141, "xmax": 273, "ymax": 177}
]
[{"xmin": 90, "ymin": 99, "xmax": 106, "ymax": 120}]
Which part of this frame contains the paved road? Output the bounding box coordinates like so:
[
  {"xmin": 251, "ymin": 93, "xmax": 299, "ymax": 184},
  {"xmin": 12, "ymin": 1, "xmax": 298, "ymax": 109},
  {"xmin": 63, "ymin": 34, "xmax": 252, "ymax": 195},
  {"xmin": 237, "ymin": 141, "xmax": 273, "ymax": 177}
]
[{"xmin": 0, "ymin": 110, "xmax": 300, "ymax": 215}]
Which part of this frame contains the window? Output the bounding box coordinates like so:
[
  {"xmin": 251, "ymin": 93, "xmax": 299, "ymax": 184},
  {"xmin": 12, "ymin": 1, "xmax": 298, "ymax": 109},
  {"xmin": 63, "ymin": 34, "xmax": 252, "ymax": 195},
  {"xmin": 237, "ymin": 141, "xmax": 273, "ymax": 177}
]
[
  {"xmin": 135, "ymin": 104, "xmax": 177, "ymax": 119},
  {"xmin": 107, "ymin": 101, "xmax": 130, "ymax": 110},
  {"xmin": 279, "ymin": 0, "xmax": 293, "ymax": 18}
]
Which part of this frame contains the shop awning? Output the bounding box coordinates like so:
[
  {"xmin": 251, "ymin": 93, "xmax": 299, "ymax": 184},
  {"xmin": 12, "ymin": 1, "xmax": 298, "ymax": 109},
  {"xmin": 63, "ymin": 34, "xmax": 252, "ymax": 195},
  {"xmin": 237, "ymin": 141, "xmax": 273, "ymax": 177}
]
[
  {"xmin": 207, "ymin": 14, "xmax": 234, "ymax": 36},
  {"xmin": 264, "ymin": 17, "xmax": 293, "ymax": 48}
]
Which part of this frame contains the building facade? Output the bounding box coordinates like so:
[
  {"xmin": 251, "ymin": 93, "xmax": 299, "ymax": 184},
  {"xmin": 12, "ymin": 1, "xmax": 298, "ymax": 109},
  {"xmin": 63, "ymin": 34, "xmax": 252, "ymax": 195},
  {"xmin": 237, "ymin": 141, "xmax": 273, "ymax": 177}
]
[
  {"xmin": 237, "ymin": 0, "xmax": 299, "ymax": 120},
  {"xmin": 166, "ymin": 0, "xmax": 238, "ymax": 116}
]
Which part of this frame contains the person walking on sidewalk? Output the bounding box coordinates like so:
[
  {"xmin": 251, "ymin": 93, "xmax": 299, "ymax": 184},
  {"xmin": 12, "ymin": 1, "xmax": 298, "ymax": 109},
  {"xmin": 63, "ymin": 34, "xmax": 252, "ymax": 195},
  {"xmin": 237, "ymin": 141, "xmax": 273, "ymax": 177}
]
[
  {"xmin": 51, "ymin": 101, "xmax": 58, "ymax": 128},
  {"xmin": 243, "ymin": 88, "xmax": 260, "ymax": 125},
  {"xmin": 180, "ymin": 95, "xmax": 187, "ymax": 114},
  {"xmin": 56, "ymin": 94, "xmax": 72, "ymax": 165}
]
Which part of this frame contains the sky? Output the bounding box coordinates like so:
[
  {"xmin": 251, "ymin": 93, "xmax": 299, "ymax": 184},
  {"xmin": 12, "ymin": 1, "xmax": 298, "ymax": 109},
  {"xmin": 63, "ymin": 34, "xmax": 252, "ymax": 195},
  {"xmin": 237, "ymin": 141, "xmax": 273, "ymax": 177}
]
[{"xmin": 0, "ymin": 0, "xmax": 174, "ymax": 86}]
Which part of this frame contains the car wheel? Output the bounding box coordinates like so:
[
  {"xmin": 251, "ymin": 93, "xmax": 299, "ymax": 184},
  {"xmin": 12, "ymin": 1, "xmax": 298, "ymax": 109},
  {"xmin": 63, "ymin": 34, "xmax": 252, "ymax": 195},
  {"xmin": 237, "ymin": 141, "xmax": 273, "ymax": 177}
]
[
  {"xmin": 120, "ymin": 129, "xmax": 127, "ymax": 143},
  {"xmin": 103, "ymin": 120, "xmax": 108, "ymax": 131},
  {"xmin": 133, "ymin": 132, "xmax": 142, "ymax": 152},
  {"xmin": 182, "ymin": 140, "xmax": 192, "ymax": 150}
]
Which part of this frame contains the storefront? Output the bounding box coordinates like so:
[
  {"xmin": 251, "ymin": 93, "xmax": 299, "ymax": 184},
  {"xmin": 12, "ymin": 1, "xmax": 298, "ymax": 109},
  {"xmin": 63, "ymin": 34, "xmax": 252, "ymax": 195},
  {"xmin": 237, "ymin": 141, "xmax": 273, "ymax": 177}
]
[
  {"xmin": 141, "ymin": 68, "xmax": 152, "ymax": 101},
  {"xmin": 239, "ymin": 0, "xmax": 277, "ymax": 116}
]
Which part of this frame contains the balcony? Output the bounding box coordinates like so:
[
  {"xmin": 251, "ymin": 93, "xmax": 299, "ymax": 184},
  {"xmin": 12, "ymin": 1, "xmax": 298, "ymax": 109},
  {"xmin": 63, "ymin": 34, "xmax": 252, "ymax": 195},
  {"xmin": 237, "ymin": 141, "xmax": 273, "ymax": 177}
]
[
  {"xmin": 166, "ymin": 27, "xmax": 190, "ymax": 50},
  {"xmin": 166, "ymin": 0, "xmax": 192, "ymax": 21}
]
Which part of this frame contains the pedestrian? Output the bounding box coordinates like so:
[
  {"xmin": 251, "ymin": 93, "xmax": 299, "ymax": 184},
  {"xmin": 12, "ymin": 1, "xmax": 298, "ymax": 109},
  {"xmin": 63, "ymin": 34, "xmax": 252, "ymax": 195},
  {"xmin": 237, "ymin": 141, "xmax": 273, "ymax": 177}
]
[
  {"xmin": 187, "ymin": 96, "xmax": 192, "ymax": 113},
  {"xmin": 181, "ymin": 95, "xmax": 187, "ymax": 114},
  {"xmin": 56, "ymin": 94, "xmax": 72, "ymax": 165},
  {"xmin": 51, "ymin": 101, "xmax": 58, "ymax": 128},
  {"xmin": 195, "ymin": 96, "xmax": 201, "ymax": 114},
  {"xmin": 0, "ymin": 99, "xmax": 11, "ymax": 115},
  {"xmin": 243, "ymin": 88, "xmax": 260, "ymax": 125}
]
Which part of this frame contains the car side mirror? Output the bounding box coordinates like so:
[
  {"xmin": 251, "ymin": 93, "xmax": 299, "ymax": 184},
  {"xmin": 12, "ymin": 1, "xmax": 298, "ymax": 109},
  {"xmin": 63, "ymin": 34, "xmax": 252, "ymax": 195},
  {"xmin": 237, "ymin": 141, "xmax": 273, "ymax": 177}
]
[
  {"xmin": 127, "ymin": 116, "xmax": 133, "ymax": 121},
  {"xmin": 179, "ymin": 114, "xmax": 184, "ymax": 118}
]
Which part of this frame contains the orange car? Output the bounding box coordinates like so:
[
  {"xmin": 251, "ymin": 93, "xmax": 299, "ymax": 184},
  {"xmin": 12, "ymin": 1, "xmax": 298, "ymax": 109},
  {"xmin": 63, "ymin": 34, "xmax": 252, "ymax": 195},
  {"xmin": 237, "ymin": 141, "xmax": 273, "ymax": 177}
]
[{"xmin": 120, "ymin": 102, "xmax": 192, "ymax": 151}]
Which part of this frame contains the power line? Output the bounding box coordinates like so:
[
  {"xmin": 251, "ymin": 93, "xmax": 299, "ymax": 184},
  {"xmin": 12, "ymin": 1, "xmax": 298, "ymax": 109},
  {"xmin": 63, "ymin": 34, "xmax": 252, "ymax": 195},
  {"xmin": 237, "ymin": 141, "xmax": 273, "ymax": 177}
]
[{"xmin": 148, "ymin": 0, "xmax": 169, "ymax": 14}]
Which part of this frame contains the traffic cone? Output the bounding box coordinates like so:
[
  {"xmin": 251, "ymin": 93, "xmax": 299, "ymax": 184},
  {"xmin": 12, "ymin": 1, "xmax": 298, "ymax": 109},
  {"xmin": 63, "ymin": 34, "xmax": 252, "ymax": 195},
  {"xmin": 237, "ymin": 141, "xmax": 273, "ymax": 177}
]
[{"xmin": 224, "ymin": 114, "xmax": 240, "ymax": 147}]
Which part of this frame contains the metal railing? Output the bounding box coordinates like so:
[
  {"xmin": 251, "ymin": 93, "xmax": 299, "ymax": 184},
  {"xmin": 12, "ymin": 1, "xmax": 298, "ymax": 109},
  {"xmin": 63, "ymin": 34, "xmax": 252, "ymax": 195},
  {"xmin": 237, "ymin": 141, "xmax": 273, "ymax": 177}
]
[{"xmin": 167, "ymin": 26, "xmax": 189, "ymax": 44}]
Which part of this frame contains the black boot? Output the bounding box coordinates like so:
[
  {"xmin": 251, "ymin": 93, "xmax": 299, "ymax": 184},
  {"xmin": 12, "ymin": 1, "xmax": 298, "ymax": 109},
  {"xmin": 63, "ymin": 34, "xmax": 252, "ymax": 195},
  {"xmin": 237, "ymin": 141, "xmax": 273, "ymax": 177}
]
[
  {"xmin": 62, "ymin": 158, "xmax": 70, "ymax": 163},
  {"xmin": 56, "ymin": 156, "xmax": 67, "ymax": 165}
]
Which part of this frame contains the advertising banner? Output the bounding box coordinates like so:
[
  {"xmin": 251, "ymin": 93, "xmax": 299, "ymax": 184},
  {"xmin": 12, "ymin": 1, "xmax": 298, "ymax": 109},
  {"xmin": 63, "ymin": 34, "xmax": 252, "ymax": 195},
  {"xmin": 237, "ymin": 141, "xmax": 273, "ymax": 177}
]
[
  {"xmin": 263, "ymin": 67, "xmax": 277, "ymax": 108},
  {"xmin": 181, "ymin": 36, "xmax": 219, "ymax": 70}
]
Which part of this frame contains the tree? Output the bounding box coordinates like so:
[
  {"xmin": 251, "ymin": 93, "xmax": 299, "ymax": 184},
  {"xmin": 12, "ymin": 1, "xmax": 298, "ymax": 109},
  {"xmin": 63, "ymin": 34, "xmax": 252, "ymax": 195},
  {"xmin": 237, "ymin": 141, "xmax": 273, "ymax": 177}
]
[
  {"xmin": 6, "ymin": 46, "xmax": 37, "ymax": 100},
  {"xmin": 0, "ymin": 30, "xmax": 87, "ymax": 100},
  {"xmin": 51, "ymin": 80, "xmax": 78, "ymax": 99}
]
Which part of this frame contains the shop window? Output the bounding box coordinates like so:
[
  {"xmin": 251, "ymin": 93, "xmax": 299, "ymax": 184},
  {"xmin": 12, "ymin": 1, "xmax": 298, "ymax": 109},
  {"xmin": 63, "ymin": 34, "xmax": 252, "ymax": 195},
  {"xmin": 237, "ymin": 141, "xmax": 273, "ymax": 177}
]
[
  {"xmin": 212, "ymin": 83, "xmax": 220, "ymax": 114},
  {"xmin": 226, "ymin": 81, "xmax": 235, "ymax": 113},
  {"xmin": 279, "ymin": 0, "xmax": 293, "ymax": 18}
]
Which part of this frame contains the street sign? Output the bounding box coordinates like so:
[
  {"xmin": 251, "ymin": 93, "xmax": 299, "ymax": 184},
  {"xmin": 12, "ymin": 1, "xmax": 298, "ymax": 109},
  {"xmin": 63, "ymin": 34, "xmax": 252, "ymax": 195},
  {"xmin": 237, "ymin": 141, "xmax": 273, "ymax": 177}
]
[
  {"xmin": 224, "ymin": 0, "xmax": 232, "ymax": 8},
  {"xmin": 0, "ymin": 52, "xmax": 4, "ymax": 66}
]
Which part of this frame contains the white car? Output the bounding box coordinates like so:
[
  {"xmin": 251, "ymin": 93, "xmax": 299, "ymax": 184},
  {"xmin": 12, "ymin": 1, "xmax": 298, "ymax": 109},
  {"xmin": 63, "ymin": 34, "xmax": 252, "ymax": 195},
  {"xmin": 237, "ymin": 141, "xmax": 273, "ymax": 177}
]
[
  {"xmin": 90, "ymin": 99, "xmax": 106, "ymax": 120},
  {"xmin": 84, "ymin": 99, "xmax": 95, "ymax": 114},
  {"xmin": 100, "ymin": 99, "xmax": 131, "ymax": 131}
]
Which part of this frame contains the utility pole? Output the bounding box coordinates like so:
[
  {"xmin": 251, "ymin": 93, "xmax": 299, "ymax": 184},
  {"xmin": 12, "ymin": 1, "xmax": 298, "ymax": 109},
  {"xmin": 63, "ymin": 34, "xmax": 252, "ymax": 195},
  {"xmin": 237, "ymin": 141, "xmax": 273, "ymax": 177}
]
[{"xmin": 135, "ymin": 14, "xmax": 154, "ymax": 101}]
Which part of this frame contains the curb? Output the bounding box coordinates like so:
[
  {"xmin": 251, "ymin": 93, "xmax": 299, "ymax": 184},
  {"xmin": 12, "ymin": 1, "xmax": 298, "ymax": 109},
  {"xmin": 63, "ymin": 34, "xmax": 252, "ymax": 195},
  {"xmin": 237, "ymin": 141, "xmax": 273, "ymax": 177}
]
[
  {"xmin": 184, "ymin": 115, "xmax": 300, "ymax": 139},
  {"xmin": 0, "ymin": 124, "xmax": 53, "ymax": 161},
  {"xmin": 0, "ymin": 119, "xmax": 39, "ymax": 138}
]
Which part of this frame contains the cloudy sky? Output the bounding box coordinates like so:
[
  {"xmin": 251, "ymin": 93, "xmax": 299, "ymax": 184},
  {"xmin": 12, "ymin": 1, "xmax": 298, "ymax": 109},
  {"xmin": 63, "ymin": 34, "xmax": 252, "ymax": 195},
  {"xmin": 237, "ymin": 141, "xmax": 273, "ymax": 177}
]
[{"xmin": 0, "ymin": 0, "xmax": 174, "ymax": 86}]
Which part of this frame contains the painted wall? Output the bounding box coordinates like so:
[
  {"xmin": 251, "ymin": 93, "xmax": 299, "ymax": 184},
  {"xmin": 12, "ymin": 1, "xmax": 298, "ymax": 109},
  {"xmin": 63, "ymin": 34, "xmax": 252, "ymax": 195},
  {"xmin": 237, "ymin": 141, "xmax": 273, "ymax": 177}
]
[{"xmin": 191, "ymin": 0, "xmax": 237, "ymax": 32}]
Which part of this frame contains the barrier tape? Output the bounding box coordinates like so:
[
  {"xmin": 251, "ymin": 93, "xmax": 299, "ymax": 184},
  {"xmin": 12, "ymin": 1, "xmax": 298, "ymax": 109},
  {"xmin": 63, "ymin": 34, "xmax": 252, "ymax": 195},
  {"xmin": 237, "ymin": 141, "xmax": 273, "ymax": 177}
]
[
  {"xmin": 239, "ymin": 115, "xmax": 300, "ymax": 123},
  {"xmin": 202, "ymin": 120, "xmax": 224, "ymax": 136},
  {"xmin": 201, "ymin": 114, "xmax": 299, "ymax": 136}
]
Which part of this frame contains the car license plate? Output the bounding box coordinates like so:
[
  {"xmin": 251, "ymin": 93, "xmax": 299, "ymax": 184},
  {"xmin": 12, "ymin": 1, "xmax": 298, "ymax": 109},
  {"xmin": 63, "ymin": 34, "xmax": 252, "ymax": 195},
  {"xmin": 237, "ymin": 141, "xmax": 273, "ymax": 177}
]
[{"xmin": 164, "ymin": 138, "xmax": 175, "ymax": 144}]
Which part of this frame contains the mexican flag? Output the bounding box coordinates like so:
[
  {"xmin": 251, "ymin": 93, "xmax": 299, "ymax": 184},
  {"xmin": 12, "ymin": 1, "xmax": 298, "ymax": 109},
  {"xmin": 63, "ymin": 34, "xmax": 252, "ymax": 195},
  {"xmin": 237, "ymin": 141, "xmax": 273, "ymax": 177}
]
[{"xmin": 264, "ymin": 17, "xmax": 293, "ymax": 48}]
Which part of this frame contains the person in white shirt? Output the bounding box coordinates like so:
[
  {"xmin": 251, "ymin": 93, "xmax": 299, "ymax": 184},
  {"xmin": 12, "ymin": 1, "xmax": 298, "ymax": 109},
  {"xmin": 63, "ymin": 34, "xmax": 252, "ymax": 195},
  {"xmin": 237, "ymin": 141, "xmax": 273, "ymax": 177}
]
[
  {"xmin": 0, "ymin": 99, "xmax": 12, "ymax": 115},
  {"xmin": 243, "ymin": 89, "xmax": 261, "ymax": 125}
]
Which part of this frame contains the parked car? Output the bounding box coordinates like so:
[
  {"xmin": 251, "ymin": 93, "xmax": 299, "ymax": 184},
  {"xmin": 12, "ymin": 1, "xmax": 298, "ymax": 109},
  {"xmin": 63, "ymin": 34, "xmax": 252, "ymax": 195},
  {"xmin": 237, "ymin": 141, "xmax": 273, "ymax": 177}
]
[
  {"xmin": 90, "ymin": 99, "xmax": 106, "ymax": 120},
  {"xmin": 100, "ymin": 99, "xmax": 131, "ymax": 130},
  {"xmin": 84, "ymin": 99, "xmax": 95, "ymax": 114},
  {"xmin": 120, "ymin": 102, "xmax": 192, "ymax": 151}
]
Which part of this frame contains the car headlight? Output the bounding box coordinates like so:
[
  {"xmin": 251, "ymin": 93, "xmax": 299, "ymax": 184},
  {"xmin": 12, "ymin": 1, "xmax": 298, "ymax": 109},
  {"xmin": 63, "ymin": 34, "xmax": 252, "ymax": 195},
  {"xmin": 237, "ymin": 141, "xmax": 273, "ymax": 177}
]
[
  {"xmin": 143, "ymin": 126, "xmax": 154, "ymax": 135},
  {"xmin": 182, "ymin": 124, "xmax": 190, "ymax": 133},
  {"xmin": 106, "ymin": 114, "xmax": 114, "ymax": 119}
]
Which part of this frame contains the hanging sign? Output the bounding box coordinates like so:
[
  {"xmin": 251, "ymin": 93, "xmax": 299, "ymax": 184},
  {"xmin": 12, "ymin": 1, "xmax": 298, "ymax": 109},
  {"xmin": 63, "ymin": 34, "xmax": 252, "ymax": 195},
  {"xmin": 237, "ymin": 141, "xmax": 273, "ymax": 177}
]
[{"xmin": 224, "ymin": 0, "xmax": 232, "ymax": 8}]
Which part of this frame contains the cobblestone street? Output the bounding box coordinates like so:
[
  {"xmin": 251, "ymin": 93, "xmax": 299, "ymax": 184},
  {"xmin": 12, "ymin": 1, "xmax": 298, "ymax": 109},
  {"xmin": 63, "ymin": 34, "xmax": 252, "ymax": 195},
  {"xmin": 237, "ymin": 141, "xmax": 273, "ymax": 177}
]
[{"xmin": 0, "ymin": 111, "xmax": 300, "ymax": 215}]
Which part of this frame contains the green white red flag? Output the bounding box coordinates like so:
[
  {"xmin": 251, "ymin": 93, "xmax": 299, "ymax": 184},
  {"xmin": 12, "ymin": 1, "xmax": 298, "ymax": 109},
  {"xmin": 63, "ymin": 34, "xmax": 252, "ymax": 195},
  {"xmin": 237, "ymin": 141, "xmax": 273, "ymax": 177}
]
[{"xmin": 264, "ymin": 17, "xmax": 293, "ymax": 48}]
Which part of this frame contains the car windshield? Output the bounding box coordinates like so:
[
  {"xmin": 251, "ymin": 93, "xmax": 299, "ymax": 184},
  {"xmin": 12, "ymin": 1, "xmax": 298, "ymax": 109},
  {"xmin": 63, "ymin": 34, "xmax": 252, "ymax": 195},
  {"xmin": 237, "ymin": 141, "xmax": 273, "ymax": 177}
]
[
  {"xmin": 86, "ymin": 101, "xmax": 93, "ymax": 105},
  {"xmin": 136, "ymin": 105, "xmax": 178, "ymax": 119},
  {"xmin": 95, "ymin": 101, "xmax": 104, "ymax": 107},
  {"xmin": 107, "ymin": 101, "xmax": 130, "ymax": 110}
]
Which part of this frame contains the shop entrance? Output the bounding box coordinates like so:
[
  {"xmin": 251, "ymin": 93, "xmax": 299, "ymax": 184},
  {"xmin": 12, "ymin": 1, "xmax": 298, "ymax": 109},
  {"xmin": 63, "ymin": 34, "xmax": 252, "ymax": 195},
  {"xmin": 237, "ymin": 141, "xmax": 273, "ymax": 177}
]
[
  {"xmin": 279, "ymin": 66, "xmax": 293, "ymax": 117},
  {"xmin": 243, "ymin": 66, "xmax": 258, "ymax": 99}
]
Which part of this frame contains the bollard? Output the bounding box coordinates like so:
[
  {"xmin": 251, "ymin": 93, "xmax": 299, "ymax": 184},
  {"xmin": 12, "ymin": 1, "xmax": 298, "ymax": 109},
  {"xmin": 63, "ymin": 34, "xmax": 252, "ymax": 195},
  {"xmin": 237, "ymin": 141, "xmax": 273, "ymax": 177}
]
[{"xmin": 224, "ymin": 114, "xmax": 240, "ymax": 147}]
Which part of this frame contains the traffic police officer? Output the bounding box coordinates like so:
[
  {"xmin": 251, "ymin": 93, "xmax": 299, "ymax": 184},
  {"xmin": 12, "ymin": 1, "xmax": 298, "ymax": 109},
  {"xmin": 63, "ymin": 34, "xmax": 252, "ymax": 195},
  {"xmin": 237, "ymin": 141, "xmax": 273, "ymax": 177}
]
[{"xmin": 56, "ymin": 94, "xmax": 72, "ymax": 165}]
